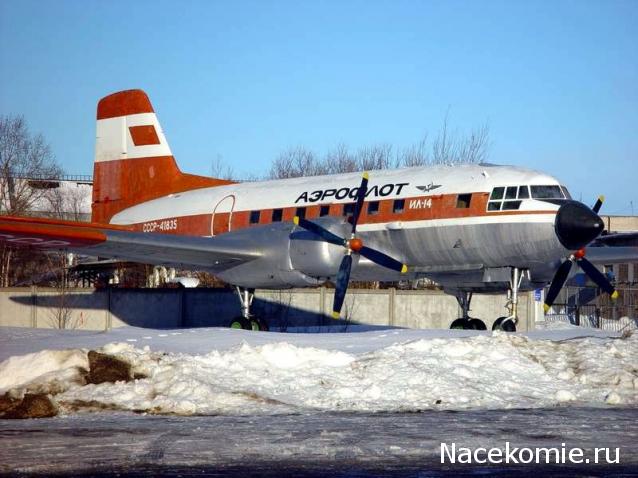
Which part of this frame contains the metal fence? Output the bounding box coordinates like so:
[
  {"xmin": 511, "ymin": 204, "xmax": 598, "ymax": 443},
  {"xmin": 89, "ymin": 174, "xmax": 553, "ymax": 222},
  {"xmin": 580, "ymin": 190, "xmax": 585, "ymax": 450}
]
[{"xmin": 545, "ymin": 284, "xmax": 638, "ymax": 333}]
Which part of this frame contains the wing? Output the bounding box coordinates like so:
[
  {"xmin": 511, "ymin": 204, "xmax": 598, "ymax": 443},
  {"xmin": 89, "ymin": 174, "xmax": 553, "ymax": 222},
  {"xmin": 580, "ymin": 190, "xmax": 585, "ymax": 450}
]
[
  {"xmin": 585, "ymin": 246, "xmax": 638, "ymax": 265},
  {"xmin": 593, "ymin": 232, "xmax": 638, "ymax": 247},
  {"xmin": 0, "ymin": 216, "xmax": 261, "ymax": 271}
]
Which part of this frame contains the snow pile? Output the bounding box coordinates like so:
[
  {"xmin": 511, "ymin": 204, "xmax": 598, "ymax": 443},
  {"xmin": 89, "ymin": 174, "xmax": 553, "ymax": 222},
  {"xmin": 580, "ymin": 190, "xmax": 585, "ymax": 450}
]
[
  {"xmin": 0, "ymin": 349, "xmax": 87, "ymax": 391},
  {"xmin": 1, "ymin": 331, "xmax": 636, "ymax": 416}
]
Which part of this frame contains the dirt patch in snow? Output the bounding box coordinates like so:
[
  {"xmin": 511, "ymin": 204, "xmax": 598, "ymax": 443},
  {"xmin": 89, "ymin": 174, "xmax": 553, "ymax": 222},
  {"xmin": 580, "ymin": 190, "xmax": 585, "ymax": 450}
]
[
  {"xmin": 0, "ymin": 393, "xmax": 58, "ymax": 419},
  {"xmin": 86, "ymin": 350, "xmax": 147, "ymax": 384}
]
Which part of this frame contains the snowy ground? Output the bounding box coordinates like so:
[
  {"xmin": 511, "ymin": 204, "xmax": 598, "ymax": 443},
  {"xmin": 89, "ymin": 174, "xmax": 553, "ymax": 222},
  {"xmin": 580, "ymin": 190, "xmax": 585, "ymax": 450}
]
[
  {"xmin": 1, "ymin": 325, "xmax": 636, "ymax": 415},
  {"xmin": 1, "ymin": 325, "xmax": 637, "ymax": 476}
]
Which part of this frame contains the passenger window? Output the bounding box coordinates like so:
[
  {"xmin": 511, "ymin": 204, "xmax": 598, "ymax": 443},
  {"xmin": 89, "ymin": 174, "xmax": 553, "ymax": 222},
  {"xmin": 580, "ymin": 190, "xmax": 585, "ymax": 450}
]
[
  {"xmin": 456, "ymin": 194, "xmax": 472, "ymax": 209},
  {"xmin": 295, "ymin": 207, "xmax": 306, "ymax": 219},
  {"xmin": 505, "ymin": 187, "xmax": 517, "ymax": 200},
  {"xmin": 249, "ymin": 210, "xmax": 260, "ymax": 224},
  {"xmin": 487, "ymin": 201, "xmax": 501, "ymax": 211},
  {"xmin": 343, "ymin": 203, "xmax": 355, "ymax": 216},
  {"xmin": 367, "ymin": 201, "xmax": 379, "ymax": 215},
  {"xmin": 490, "ymin": 187, "xmax": 505, "ymax": 200},
  {"xmin": 518, "ymin": 186, "xmax": 530, "ymax": 199},
  {"xmin": 272, "ymin": 208, "xmax": 283, "ymax": 222},
  {"xmin": 319, "ymin": 205, "xmax": 330, "ymax": 217},
  {"xmin": 393, "ymin": 199, "xmax": 405, "ymax": 213}
]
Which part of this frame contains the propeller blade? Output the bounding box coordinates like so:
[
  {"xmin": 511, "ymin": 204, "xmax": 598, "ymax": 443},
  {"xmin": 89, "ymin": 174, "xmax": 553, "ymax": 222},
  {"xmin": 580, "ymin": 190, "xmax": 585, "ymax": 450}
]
[
  {"xmin": 332, "ymin": 254, "xmax": 353, "ymax": 318},
  {"xmin": 350, "ymin": 172, "xmax": 369, "ymax": 234},
  {"xmin": 591, "ymin": 195, "xmax": 604, "ymax": 214},
  {"xmin": 359, "ymin": 246, "xmax": 408, "ymax": 273},
  {"xmin": 544, "ymin": 260, "xmax": 573, "ymax": 312},
  {"xmin": 577, "ymin": 257, "xmax": 619, "ymax": 298},
  {"xmin": 294, "ymin": 216, "xmax": 346, "ymax": 247}
]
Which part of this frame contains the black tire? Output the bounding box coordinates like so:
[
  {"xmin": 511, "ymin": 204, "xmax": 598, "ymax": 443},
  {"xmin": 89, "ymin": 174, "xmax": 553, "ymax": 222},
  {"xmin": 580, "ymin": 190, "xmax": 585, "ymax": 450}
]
[
  {"xmin": 469, "ymin": 318, "xmax": 487, "ymax": 330},
  {"xmin": 229, "ymin": 316, "xmax": 251, "ymax": 330},
  {"xmin": 450, "ymin": 318, "xmax": 469, "ymax": 330},
  {"xmin": 249, "ymin": 317, "xmax": 269, "ymax": 331},
  {"xmin": 492, "ymin": 316, "xmax": 517, "ymax": 332},
  {"xmin": 250, "ymin": 316, "xmax": 269, "ymax": 332}
]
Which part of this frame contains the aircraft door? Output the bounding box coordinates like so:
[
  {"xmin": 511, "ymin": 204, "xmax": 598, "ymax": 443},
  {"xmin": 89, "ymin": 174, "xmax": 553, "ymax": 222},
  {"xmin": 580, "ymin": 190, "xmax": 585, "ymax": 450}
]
[{"xmin": 211, "ymin": 194, "xmax": 235, "ymax": 236}]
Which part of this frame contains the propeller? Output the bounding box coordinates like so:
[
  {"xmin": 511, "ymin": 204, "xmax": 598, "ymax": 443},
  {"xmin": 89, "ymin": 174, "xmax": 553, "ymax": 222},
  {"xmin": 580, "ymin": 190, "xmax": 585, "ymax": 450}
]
[
  {"xmin": 293, "ymin": 172, "xmax": 408, "ymax": 318},
  {"xmin": 543, "ymin": 196, "xmax": 618, "ymax": 312}
]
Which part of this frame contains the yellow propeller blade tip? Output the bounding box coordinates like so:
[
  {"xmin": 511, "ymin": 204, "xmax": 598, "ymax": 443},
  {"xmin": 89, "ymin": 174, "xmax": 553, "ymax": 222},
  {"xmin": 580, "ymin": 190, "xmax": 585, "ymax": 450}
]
[
  {"xmin": 401, "ymin": 264, "xmax": 408, "ymax": 274},
  {"xmin": 331, "ymin": 311, "xmax": 341, "ymax": 319},
  {"xmin": 362, "ymin": 171, "xmax": 369, "ymax": 180},
  {"xmin": 611, "ymin": 290, "xmax": 619, "ymax": 300},
  {"xmin": 543, "ymin": 304, "xmax": 550, "ymax": 314},
  {"xmin": 598, "ymin": 195, "xmax": 605, "ymax": 202},
  {"xmin": 293, "ymin": 216, "xmax": 299, "ymax": 225}
]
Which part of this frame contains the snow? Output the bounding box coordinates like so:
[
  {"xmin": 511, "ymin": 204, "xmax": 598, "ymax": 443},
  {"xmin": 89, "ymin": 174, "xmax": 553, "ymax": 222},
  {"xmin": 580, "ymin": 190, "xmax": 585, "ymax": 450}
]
[{"xmin": 1, "ymin": 325, "xmax": 636, "ymax": 416}]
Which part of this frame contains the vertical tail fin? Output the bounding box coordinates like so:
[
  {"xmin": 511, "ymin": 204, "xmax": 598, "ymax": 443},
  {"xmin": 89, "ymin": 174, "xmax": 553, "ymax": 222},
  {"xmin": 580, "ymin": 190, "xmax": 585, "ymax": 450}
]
[{"xmin": 92, "ymin": 89, "xmax": 233, "ymax": 224}]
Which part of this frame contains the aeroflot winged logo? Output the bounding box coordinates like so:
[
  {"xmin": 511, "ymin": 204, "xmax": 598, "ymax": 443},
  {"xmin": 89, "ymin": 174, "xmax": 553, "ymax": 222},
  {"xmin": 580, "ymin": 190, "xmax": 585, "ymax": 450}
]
[
  {"xmin": 416, "ymin": 183, "xmax": 442, "ymax": 193},
  {"xmin": 295, "ymin": 182, "xmax": 410, "ymax": 204}
]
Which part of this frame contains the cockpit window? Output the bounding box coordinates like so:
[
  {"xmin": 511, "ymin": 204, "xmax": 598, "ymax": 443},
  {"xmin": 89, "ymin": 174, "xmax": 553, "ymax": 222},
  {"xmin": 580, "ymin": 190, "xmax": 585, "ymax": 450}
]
[
  {"xmin": 560, "ymin": 186, "xmax": 572, "ymax": 199},
  {"xmin": 488, "ymin": 185, "xmax": 529, "ymax": 212},
  {"xmin": 518, "ymin": 186, "xmax": 530, "ymax": 199},
  {"xmin": 490, "ymin": 187, "xmax": 505, "ymax": 200},
  {"xmin": 530, "ymin": 185, "xmax": 565, "ymax": 199}
]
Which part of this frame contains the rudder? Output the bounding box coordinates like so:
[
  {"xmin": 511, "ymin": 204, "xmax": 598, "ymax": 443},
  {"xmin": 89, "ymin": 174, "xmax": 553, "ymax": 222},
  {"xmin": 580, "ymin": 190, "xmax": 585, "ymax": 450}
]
[{"xmin": 92, "ymin": 89, "xmax": 233, "ymax": 224}]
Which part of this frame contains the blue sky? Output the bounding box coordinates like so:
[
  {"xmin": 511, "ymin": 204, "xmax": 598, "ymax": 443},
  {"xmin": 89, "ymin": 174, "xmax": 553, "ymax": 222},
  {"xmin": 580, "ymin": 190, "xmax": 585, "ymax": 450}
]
[{"xmin": 1, "ymin": 0, "xmax": 636, "ymax": 214}]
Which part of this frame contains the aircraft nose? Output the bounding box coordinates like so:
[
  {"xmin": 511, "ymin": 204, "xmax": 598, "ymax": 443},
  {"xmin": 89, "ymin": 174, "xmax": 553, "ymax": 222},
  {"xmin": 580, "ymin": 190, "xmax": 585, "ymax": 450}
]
[{"xmin": 554, "ymin": 201, "xmax": 604, "ymax": 250}]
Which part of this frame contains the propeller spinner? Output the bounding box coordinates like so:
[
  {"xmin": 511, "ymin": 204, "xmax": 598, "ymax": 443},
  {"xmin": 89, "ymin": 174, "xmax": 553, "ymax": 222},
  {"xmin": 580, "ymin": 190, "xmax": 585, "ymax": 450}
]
[
  {"xmin": 293, "ymin": 172, "xmax": 408, "ymax": 318},
  {"xmin": 544, "ymin": 196, "xmax": 618, "ymax": 313}
]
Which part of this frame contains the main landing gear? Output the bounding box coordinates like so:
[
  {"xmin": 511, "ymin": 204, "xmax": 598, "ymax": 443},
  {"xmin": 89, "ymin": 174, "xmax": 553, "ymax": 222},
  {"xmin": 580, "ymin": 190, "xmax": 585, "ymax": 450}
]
[
  {"xmin": 449, "ymin": 267, "xmax": 525, "ymax": 332},
  {"xmin": 228, "ymin": 287, "xmax": 269, "ymax": 331},
  {"xmin": 449, "ymin": 292, "xmax": 487, "ymax": 330}
]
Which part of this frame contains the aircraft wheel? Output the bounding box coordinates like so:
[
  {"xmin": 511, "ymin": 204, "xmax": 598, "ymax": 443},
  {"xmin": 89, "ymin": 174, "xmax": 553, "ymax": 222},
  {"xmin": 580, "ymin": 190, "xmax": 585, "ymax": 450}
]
[
  {"xmin": 492, "ymin": 317, "xmax": 517, "ymax": 332},
  {"xmin": 229, "ymin": 316, "xmax": 251, "ymax": 330},
  {"xmin": 450, "ymin": 318, "xmax": 470, "ymax": 330},
  {"xmin": 249, "ymin": 316, "xmax": 269, "ymax": 331},
  {"xmin": 469, "ymin": 318, "xmax": 487, "ymax": 330}
]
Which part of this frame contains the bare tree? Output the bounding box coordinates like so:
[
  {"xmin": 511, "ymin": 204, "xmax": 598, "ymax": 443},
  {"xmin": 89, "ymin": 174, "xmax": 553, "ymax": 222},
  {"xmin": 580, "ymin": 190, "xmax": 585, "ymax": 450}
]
[
  {"xmin": 44, "ymin": 182, "xmax": 91, "ymax": 221},
  {"xmin": 355, "ymin": 143, "xmax": 394, "ymax": 171},
  {"xmin": 211, "ymin": 154, "xmax": 235, "ymax": 180},
  {"xmin": 431, "ymin": 113, "xmax": 490, "ymax": 166},
  {"xmin": 396, "ymin": 134, "xmax": 429, "ymax": 167},
  {"xmin": 269, "ymin": 146, "xmax": 328, "ymax": 179},
  {"xmin": 0, "ymin": 116, "xmax": 61, "ymax": 215},
  {"xmin": 0, "ymin": 116, "xmax": 62, "ymax": 286},
  {"xmin": 324, "ymin": 143, "xmax": 357, "ymax": 174},
  {"xmin": 269, "ymin": 116, "xmax": 490, "ymax": 180}
]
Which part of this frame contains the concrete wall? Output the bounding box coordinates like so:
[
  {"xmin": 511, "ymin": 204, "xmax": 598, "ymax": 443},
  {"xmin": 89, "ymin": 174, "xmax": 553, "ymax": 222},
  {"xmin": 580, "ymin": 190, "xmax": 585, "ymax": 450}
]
[{"xmin": 0, "ymin": 287, "xmax": 536, "ymax": 332}]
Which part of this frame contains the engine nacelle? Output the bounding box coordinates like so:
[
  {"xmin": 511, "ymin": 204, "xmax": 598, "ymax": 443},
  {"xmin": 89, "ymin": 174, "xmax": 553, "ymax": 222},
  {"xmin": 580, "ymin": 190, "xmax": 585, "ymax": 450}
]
[
  {"xmin": 215, "ymin": 219, "xmax": 354, "ymax": 289},
  {"xmin": 289, "ymin": 218, "xmax": 358, "ymax": 278}
]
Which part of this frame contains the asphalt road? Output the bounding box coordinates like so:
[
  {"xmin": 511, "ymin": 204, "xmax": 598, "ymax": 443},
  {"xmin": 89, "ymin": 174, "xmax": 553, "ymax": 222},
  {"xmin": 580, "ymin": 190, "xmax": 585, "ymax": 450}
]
[{"xmin": 1, "ymin": 407, "xmax": 637, "ymax": 477}]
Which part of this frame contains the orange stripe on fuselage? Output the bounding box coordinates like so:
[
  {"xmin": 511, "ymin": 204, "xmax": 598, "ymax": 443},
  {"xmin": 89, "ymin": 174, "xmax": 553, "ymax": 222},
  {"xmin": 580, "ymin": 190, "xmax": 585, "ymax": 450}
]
[{"xmin": 127, "ymin": 191, "xmax": 557, "ymax": 236}]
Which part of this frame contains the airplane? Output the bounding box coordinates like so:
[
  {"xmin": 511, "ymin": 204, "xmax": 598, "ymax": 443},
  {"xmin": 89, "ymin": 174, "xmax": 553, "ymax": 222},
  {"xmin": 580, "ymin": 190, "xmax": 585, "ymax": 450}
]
[{"xmin": 1, "ymin": 89, "xmax": 636, "ymax": 332}]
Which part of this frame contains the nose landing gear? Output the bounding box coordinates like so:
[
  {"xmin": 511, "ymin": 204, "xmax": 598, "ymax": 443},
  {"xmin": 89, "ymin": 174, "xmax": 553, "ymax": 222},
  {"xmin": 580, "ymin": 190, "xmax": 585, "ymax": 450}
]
[
  {"xmin": 228, "ymin": 287, "xmax": 269, "ymax": 331},
  {"xmin": 491, "ymin": 267, "xmax": 526, "ymax": 332}
]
